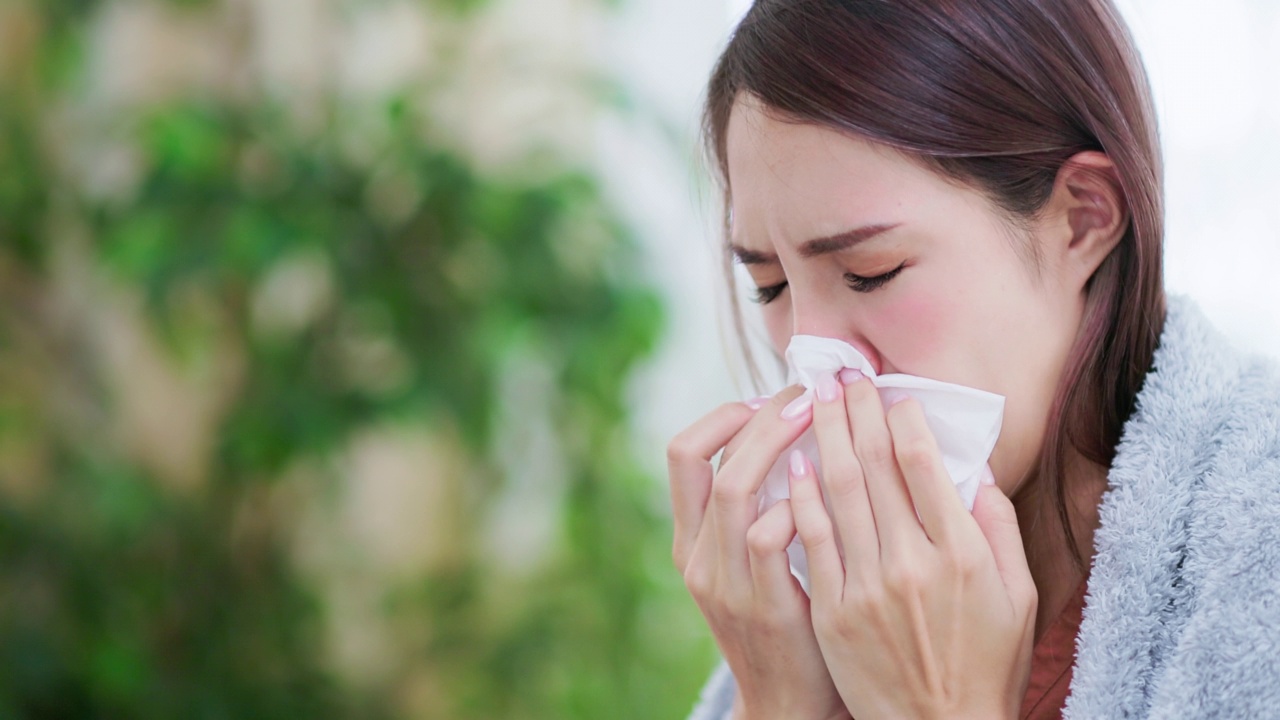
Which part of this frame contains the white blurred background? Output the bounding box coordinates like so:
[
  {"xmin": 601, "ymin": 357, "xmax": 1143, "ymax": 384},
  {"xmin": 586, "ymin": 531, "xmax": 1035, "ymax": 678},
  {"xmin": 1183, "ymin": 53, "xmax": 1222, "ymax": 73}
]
[{"xmin": 608, "ymin": 0, "xmax": 1280, "ymax": 470}]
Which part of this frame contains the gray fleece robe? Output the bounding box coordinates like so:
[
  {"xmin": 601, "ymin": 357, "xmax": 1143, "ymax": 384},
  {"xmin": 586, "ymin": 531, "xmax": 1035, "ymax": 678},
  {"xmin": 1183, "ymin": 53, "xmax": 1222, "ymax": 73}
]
[{"xmin": 688, "ymin": 293, "xmax": 1280, "ymax": 720}]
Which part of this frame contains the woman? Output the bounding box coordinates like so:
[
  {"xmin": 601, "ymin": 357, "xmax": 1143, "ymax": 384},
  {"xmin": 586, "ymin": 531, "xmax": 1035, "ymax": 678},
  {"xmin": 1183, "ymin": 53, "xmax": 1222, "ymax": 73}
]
[{"xmin": 668, "ymin": 1, "xmax": 1280, "ymax": 718}]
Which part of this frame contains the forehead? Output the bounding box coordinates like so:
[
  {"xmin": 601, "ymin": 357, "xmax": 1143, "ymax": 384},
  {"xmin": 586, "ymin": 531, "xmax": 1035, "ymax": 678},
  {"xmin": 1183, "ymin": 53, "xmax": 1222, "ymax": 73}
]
[{"xmin": 724, "ymin": 96, "xmax": 945, "ymax": 244}]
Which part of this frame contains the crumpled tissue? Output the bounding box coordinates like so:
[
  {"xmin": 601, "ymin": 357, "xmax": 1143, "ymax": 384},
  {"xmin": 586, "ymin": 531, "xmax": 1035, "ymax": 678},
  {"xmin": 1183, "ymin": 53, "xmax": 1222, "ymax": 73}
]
[{"xmin": 757, "ymin": 335, "xmax": 1005, "ymax": 590}]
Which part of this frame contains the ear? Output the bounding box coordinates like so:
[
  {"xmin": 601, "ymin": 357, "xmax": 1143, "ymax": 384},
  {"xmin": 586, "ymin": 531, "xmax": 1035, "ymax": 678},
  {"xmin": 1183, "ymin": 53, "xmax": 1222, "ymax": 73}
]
[{"xmin": 1040, "ymin": 151, "xmax": 1128, "ymax": 291}]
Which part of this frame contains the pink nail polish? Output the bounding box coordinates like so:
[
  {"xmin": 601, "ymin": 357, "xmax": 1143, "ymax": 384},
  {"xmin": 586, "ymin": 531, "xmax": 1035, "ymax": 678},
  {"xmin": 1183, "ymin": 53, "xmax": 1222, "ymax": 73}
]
[
  {"xmin": 882, "ymin": 389, "xmax": 910, "ymax": 408},
  {"xmin": 839, "ymin": 368, "xmax": 864, "ymax": 385},
  {"xmin": 815, "ymin": 373, "xmax": 839, "ymax": 403},
  {"xmin": 789, "ymin": 449, "xmax": 808, "ymax": 477},
  {"xmin": 780, "ymin": 393, "xmax": 813, "ymax": 421},
  {"xmin": 745, "ymin": 395, "xmax": 770, "ymax": 410}
]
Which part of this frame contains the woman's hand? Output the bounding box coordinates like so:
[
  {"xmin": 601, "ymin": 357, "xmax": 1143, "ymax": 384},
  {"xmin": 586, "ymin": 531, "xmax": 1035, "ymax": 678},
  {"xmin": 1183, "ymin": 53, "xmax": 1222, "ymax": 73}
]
[
  {"xmin": 668, "ymin": 386, "xmax": 851, "ymax": 720},
  {"xmin": 791, "ymin": 369, "xmax": 1037, "ymax": 720}
]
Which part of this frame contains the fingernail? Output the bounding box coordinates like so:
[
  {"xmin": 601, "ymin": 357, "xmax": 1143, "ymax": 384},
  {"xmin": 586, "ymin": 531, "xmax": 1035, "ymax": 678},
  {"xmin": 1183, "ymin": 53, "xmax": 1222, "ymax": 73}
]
[
  {"xmin": 980, "ymin": 464, "xmax": 996, "ymax": 486},
  {"xmin": 789, "ymin": 449, "xmax": 808, "ymax": 477},
  {"xmin": 815, "ymin": 373, "xmax": 839, "ymax": 403},
  {"xmin": 882, "ymin": 389, "xmax": 910, "ymax": 408},
  {"xmin": 745, "ymin": 395, "xmax": 770, "ymax": 410},
  {"xmin": 780, "ymin": 393, "xmax": 813, "ymax": 421},
  {"xmin": 838, "ymin": 368, "xmax": 864, "ymax": 385}
]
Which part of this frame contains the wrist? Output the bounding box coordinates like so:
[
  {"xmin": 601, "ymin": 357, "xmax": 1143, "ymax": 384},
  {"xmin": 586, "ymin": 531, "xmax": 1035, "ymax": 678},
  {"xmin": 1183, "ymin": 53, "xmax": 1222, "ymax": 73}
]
[
  {"xmin": 933, "ymin": 709, "xmax": 1012, "ymax": 720},
  {"xmin": 731, "ymin": 687, "xmax": 852, "ymax": 720},
  {"xmin": 734, "ymin": 698, "xmax": 851, "ymax": 720}
]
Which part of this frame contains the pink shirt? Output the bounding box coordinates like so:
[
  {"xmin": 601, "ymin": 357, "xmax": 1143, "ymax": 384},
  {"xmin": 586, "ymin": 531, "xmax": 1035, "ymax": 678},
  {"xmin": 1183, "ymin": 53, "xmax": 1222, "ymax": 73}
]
[{"xmin": 1019, "ymin": 575, "xmax": 1089, "ymax": 720}]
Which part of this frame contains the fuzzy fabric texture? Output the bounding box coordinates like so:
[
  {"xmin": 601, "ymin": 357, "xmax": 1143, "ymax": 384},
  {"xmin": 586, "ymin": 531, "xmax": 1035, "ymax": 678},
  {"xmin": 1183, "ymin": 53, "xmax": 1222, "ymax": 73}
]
[{"xmin": 686, "ymin": 294, "xmax": 1280, "ymax": 720}]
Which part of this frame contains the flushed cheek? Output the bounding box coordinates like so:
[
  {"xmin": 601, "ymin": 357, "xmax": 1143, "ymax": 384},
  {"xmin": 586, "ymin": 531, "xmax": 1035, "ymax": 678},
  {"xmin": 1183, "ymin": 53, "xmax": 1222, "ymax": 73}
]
[{"xmin": 869, "ymin": 289, "xmax": 958, "ymax": 376}]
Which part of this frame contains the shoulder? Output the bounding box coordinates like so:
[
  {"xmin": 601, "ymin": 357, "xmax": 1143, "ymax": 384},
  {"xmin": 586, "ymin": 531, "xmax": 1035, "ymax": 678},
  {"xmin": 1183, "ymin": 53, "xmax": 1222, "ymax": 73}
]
[
  {"xmin": 1094, "ymin": 294, "xmax": 1280, "ymax": 581},
  {"xmin": 1176, "ymin": 293, "xmax": 1280, "ymax": 529},
  {"xmin": 1072, "ymin": 293, "xmax": 1280, "ymax": 717},
  {"xmin": 1181, "ymin": 324, "xmax": 1280, "ymax": 612},
  {"xmin": 1142, "ymin": 295, "xmax": 1280, "ymax": 715},
  {"xmin": 1154, "ymin": 294, "xmax": 1280, "ymax": 580},
  {"xmin": 1133, "ymin": 293, "xmax": 1280, "ymax": 479}
]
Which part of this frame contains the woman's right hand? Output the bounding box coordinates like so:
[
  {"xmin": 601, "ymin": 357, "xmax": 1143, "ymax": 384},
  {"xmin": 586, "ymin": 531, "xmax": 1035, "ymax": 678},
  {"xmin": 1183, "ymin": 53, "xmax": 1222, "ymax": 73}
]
[{"xmin": 668, "ymin": 386, "xmax": 851, "ymax": 720}]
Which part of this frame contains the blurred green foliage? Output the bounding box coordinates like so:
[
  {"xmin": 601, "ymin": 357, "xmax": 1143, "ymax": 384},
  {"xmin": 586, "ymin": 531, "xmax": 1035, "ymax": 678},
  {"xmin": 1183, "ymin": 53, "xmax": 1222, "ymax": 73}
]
[{"xmin": 0, "ymin": 1, "xmax": 715, "ymax": 718}]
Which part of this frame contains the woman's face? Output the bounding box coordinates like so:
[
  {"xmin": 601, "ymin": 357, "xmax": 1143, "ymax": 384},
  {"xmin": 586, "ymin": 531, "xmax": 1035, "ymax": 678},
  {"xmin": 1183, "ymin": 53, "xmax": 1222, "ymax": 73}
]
[{"xmin": 725, "ymin": 96, "xmax": 1092, "ymax": 492}]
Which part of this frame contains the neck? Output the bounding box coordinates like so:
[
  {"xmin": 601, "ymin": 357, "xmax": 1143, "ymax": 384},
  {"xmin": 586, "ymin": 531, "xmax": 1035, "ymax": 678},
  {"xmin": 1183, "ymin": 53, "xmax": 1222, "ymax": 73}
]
[{"xmin": 1011, "ymin": 448, "xmax": 1109, "ymax": 641}]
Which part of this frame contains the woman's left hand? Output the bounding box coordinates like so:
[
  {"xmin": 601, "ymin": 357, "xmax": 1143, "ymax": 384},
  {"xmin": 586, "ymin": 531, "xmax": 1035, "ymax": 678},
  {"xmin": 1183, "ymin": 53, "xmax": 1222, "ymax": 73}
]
[{"xmin": 790, "ymin": 369, "xmax": 1038, "ymax": 720}]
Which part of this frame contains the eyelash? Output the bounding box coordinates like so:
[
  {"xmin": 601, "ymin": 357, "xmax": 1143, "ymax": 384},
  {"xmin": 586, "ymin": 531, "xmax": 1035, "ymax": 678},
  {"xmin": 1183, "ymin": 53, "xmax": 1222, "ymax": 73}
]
[
  {"xmin": 750, "ymin": 262, "xmax": 907, "ymax": 305},
  {"xmin": 752, "ymin": 282, "xmax": 788, "ymax": 304}
]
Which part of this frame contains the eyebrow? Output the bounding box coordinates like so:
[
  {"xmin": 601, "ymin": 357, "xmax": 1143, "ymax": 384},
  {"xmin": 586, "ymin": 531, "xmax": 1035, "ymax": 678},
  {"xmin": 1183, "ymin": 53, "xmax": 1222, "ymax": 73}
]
[{"xmin": 729, "ymin": 223, "xmax": 901, "ymax": 265}]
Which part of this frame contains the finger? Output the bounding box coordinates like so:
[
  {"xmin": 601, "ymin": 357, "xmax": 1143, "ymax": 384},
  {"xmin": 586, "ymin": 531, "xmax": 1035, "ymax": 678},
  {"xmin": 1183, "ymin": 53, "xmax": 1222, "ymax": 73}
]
[
  {"xmin": 811, "ymin": 370, "xmax": 879, "ymax": 581},
  {"xmin": 746, "ymin": 499, "xmax": 804, "ymax": 606},
  {"xmin": 971, "ymin": 468, "xmax": 1037, "ymax": 611},
  {"xmin": 788, "ymin": 449, "xmax": 845, "ymax": 604},
  {"xmin": 711, "ymin": 386, "xmax": 811, "ymax": 586},
  {"xmin": 720, "ymin": 391, "xmax": 794, "ymax": 470},
  {"xmin": 843, "ymin": 374, "xmax": 921, "ymax": 557},
  {"xmin": 885, "ymin": 396, "xmax": 972, "ymax": 546},
  {"xmin": 667, "ymin": 401, "xmax": 758, "ymax": 570}
]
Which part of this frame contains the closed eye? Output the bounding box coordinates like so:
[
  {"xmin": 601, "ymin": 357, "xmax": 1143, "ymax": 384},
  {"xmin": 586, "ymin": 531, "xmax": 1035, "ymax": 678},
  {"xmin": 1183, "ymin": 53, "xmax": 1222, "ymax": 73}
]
[
  {"xmin": 845, "ymin": 262, "xmax": 906, "ymax": 293},
  {"xmin": 752, "ymin": 262, "xmax": 903, "ymax": 303},
  {"xmin": 751, "ymin": 281, "xmax": 788, "ymax": 305}
]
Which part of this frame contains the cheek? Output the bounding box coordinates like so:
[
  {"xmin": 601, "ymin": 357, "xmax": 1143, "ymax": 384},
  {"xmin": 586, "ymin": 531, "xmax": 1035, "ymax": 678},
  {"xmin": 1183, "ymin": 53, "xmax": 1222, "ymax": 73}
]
[{"xmin": 870, "ymin": 289, "xmax": 956, "ymax": 370}]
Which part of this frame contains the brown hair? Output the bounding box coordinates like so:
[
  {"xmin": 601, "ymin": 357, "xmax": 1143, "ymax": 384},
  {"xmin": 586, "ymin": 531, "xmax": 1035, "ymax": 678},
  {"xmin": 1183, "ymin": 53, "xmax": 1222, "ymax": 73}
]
[{"xmin": 703, "ymin": 0, "xmax": 1166, "ymax": 566}]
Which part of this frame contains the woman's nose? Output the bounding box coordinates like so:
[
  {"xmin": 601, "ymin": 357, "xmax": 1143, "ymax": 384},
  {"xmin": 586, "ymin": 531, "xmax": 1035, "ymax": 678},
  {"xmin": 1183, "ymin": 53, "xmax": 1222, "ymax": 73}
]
[
  {"xmin": 791, "ymin": 292, "xmax": 846, "ymax": 342},
  {"xmin": 791, "ymin": 298, "xmax": 883, "ymax": 375}
]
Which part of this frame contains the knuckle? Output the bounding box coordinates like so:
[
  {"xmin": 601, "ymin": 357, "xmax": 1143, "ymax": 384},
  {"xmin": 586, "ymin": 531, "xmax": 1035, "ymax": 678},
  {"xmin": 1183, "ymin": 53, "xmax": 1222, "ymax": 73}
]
[
  {"xmin": 854, "ymin": 437, "xmax": 894, "ymax": 469},
  {"xmin": 882, "ymin": 561, "xmax": 924, "ymax": 595},
  {"xmin": 700, "ymin": 588, "xmax": 750, "ymax": 624},
  {"xmin": 666, "ymin": 432, "xmax": 700, "ymax": 466},
  {"xmin": 795, "ymin": 515, "xmax": 834, "ymax": 550},
  {"xmin": 682, "ymin": 564, "xmax": 713, "ymax": 600},
  {"xmin": 845, "ymin": 583, "xmax": 882, "ymax": 615},
  {"xmin": 710, "ymin": 478, "xmax": 749, "ymax": 509},
  {"xmin": 719, "ymin": 439, "xmax": 743, "ymax": 469},
  {"xmin": 823, "ymin": 461, "xmax": 864, "ymax": 499},
  {"xmin": 895, "ymin": 437, "xmax": 936, "ymax": 472},
  {"xmin": 745, "ymin": 523, "xmax": 783, "ymax": 557},
  {"xmin": 944, "ymin": 544, "xmax": 982, "ymax": 577}
]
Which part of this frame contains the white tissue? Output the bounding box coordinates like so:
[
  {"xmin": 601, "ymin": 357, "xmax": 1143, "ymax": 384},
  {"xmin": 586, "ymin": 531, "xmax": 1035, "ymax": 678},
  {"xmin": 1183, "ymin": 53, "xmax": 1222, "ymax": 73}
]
[{"xmin": 758, "ymin": 335, "xmax": 1005, "ymax": 590}]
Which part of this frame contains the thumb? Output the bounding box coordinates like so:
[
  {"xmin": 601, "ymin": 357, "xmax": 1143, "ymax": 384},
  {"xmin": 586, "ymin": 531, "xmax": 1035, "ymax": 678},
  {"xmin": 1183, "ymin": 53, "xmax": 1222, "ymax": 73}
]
[{"xmin": 971, "ymin": 466, "xmax": 1035, "ymax": 606}]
